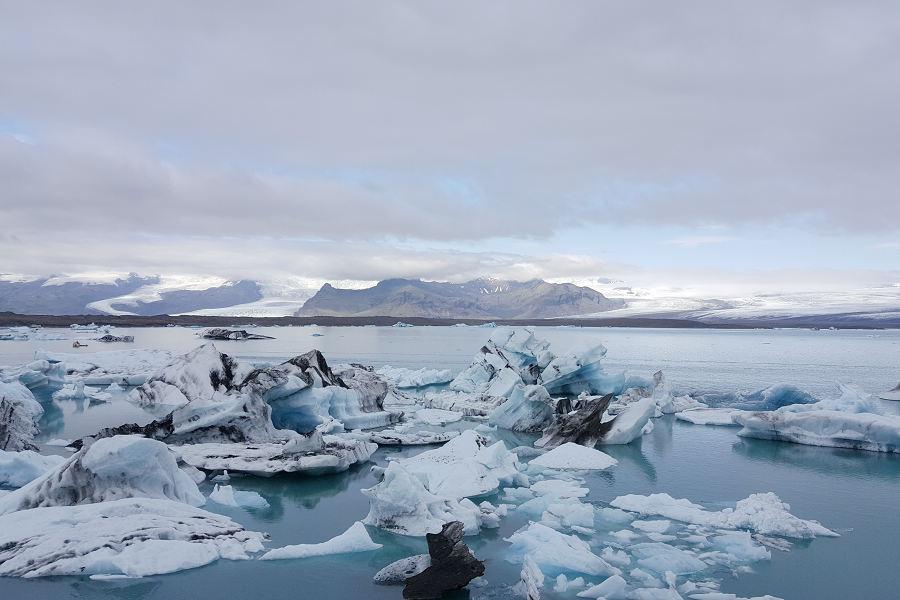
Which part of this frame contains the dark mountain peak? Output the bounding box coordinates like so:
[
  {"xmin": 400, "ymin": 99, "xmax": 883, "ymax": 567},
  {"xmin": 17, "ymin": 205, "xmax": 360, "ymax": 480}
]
[{"xmin": 297, "ymin": 278, "xmax": 624, "ymax": 319}]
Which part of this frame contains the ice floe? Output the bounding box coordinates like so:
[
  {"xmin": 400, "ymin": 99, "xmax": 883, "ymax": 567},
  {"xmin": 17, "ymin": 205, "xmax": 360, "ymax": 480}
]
[
  {"xmin": 176, "ymin": 434, "xmax": 377, "ymax": 477},
  {"xmin": 35, "ymin": 348, "xmax": 174, "ymax": 386},
  {"xmin": 374, "ymin": 554, "xmax": 431, "ymax": 584},
  {"xmin": 260, "ymin": 521, "xmax": 381, "ymax": 560},
  {"xmin": 0, "ymin": 497, "xmax": 265, "ymax": 578},
  {"xmin": 414, "ymin": 408, "xmax": 463, "ymax": 425}
]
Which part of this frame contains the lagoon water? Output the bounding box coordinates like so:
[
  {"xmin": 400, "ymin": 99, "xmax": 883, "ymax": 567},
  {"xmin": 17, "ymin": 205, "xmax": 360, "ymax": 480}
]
[{"xmin": 1, "ymin": 325, "xmax": 899, "ymax": 599}]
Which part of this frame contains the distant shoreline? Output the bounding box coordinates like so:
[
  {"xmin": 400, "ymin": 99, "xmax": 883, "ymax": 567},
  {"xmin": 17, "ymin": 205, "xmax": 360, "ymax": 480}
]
[{"xmin": 0, "ymin": 311, "xmax": 894, "ymax": 330}]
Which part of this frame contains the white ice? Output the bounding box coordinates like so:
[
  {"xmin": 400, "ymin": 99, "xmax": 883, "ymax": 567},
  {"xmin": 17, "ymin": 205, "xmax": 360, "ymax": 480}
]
[
  {"xmin": 0, "ymin": 435, "xmax": 205, "ymax": 514},
  {"xmin": 505, "ymin": 521, "xmax": 621, "ymax": 577},
  {"xmin": 0, "ymin": 497, "xmax": 264, "ymax": 578},
  {"xmin": 376, "ymin": 365, "xmax": 453, "ymax": 388},
  {"xmin": 0, "ymin": 379, "xmax": 43, "ymax": 451},
  {"xmin": 529, "ymin": 442, "xmax": 618, "ymax": 471},
  {"xmin": 676, "ymin": 408, "xmax": 744, "ymax": 426},
  {"xmin": 0, "ymin": 450, "xmax": 65, "ymax": 488},
  {"xmin": 260, "ymin": 521, "xmax": 381, "ymax": 560},
  {"xmin": 600, "ymin": 397, "xmax": 656, "ymax": 445},
  {"xmin": 208, "ymin": 484, "xmax": 269, "ymax": 509},
  {"xmin": 610, "ymin": 492, "xmax": 837, "ymax": 539}
]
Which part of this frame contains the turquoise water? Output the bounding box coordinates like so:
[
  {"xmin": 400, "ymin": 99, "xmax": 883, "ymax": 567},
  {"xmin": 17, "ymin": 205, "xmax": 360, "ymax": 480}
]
[{"xmin": 1, "ymin": 326, "xmax": 899, "ymax": 599}]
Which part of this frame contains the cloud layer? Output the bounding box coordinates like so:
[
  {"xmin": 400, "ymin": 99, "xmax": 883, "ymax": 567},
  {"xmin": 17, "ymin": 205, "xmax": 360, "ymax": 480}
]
[{"xmin": 1, "ymin": 1, "xmax": 898, "ymax": 291}]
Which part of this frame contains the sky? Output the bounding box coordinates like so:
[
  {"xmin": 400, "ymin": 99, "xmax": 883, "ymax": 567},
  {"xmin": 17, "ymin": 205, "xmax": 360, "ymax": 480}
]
[{"xmin": 1, "ymin": 1, "xmax": 898, "ymax": 302}]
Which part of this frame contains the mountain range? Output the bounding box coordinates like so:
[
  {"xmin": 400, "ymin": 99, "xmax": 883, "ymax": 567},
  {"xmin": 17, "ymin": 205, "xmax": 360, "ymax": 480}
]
[
  {"xmin": 295, "ymin": 278, "xmax": 624, "ymax": 319},
  {"xmin": 1, "ymin": 273, "xmax": 898, "ymax": 326}
]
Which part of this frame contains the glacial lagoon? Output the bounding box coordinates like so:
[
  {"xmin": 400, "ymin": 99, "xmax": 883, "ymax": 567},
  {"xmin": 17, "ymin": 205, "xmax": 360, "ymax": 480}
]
[{"xmin": 1, "ymin": 325, "xmax": 898, "ymax": 599}]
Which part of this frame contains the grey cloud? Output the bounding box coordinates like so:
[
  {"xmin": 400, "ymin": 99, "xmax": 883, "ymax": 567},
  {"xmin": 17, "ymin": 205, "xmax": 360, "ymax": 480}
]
[{"xmin": 0, "ymin": 1, "xmax": 898, "ymax": 238}]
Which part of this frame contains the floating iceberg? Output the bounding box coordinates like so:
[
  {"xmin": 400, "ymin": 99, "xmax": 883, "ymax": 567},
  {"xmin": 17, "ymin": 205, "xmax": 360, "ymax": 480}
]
[
  {"xmin": 0, "ymin": 380, "xmax": 43, "ymax": 451},
  {"xmin": 176, "ymin": 434, "xmax": 377, "ymax": 477},
  {"xmin": 577, "ymin": 574, "xmax": 629, "ymax": 599},
  {"xmin": 35, "ymin": 348, "xmax": 174, "ymax": 386},
  {"xmin": 599, "ymin": 397, "xmax": 656, "ymax": 445},
  {"xmin": 489, "ymin": 384, "xmax": 556, "ymax": 432},
  {"xmin": 505, "ymin": 522, "xmax": 620, "ymax": 577},
  {"xmin": 344, "ymin": 427, "xmax": 460, "ymax": 446},
  {"xmin": 376, "ymin": 365, "xmax": 453, "ymax": 388},
  {"xmin": 735, "ymin": 384, "xmax": 900, "ymax": 453},
  {"xmin": 529, "ymin": 442, "xmax": 618, "ymax": 471},
  {"xmin": 0, "ymin": 435, "xmax": 205, "ymax": 515},
  {"xmin": 260, "ymin": 521, "xmax": 381, "ymax": 560},
  {"xmin": 374, "ymin": 554, "xmax": 431, "ymax": 584},
  {"xmin": 610, "ymin": 492, "xmax": 836, "ymax": 539},
  {"xmin": 0, "ymin": 358, "xmax": 66, "ymax": 390},
  {"xmin": 208, "ymin": 484, "xmax": 269, "ymax": 509},
  {"xmin": 363, "ymin": 461, "xmax": 485, "ymax": 536},
  {"xmin": 398, "ymin": 430, "xmax": 522, "ymax": 498},
  {"xmin": 676, "ymin": 408, "xmax": 744, "ymax": 426},
  {"xmin": 0, "ymin": 450, "xmax": 65, "ymax": 488},
  {"xmin": 0, "ymin": 497, "xmax": 265, "ymax": 578},
  {"xmin": 402, "ymin": 521, "xmax": 485, "ymax": 599}
]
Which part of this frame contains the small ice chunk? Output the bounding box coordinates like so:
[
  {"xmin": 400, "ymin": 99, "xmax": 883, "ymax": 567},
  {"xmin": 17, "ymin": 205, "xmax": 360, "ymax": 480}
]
[
  {"xmin": 260, "ymin": 521, "xmax": 381, "ymax": 560},
  {"xmin": 633, "ymin": 519, "xmax": 672, "ymax": 533},
  {"xmin": 414, "ymin": 408, "xmax": 464, "ymax": 426},
  {"xmin": 373, "ymin": 554, "xmax": 430, "ymax": 584},
  {"xmin": 577, "ymin": 574, "xmax": 628, "ymax": 599},
  {"xmin": 630, "ymin": 542, "xmax": 707, "ymax": 575},
  {"xmin": 208, "ymin": 484, "xmax": 269, "ymax": 510}
]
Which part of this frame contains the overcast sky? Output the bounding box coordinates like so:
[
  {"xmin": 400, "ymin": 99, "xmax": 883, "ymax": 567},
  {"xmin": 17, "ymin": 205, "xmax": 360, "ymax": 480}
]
[{"xmin": 1, "ymin": 1, "xmax": 898, "ymax": 298}]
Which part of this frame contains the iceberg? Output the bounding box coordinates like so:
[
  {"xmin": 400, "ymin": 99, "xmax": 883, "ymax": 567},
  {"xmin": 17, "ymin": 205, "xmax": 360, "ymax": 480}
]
[
  {"xmin": 176, "ymin": 434, "xmax": 376, "ymax": 477},
  {"xmin": 376, "ymin": 365, "xmax": 453, "ymax": 388},
  {"xmin": 362, "ymin": 461, "xmax": 484, "ymax": 536},
  {"xmin": 529, "ymin": 442, "xmax": 618, "ymax": 471},
  {"xmin": 488, "ymin": 384, "xmax": 556, "ymax": 432},
  {"xmin": 0, "ymin": 435, "xmax": 205, "ymax": 515},
  {"xmin": 0, "ymin": 450, "xmax": 65, "ymax": 488},
  {"xmin": 505, "ymin": 522, "xmax": 620, "ymax": 577},
  {"xmin": 398, "ymin": 430, "xmax": 522, "ymax": 498},
  {"xmin": 344, "ymin": 427, "xmax": 460, "ymax": 446},
  {"xmin": 577, "ymin": 574, "xmax": 629, "ymax": 599},
  {"xmin": 517, "ymin": 555, "xmax": 544, "ymax": 600},
  {"xmin": 208, "ymin": 484, "xmax": 270, "ymax": 509},
  {"xmin": 414, "ymin": 408, "xmax": 463, "ymax": 425},
  {"xmin": 0, "ymin": 380, "xmax": 43, "ymax": 451},
  {"xmin": 599, "ymin": 397, "xmax": 656, "ymax": 445},
  {"xmin": 260, "ymin": 521, "xmax": 381, "ymax": 560},
  {"xmin": 0, "ymin": 359, "xmax": 66, "ymax": 389},
  {"xmin": 0, "ymin": 497, "xmax": 265, "ymax": 578},
  {"xmin": 676, "ymin": 408, "xmax": 745, "ymax": 426},
  {"xmin": 629, "ymin": 542, "xmax": 707, "ymax": 575},
  {"xmin": 610, "ymin": 492, "xmax": 837, "ymax": 539},
  {"xmin": 735, "ymin": 384, "xmax": 900, "ymax": 453},
  {"xmin": 373, "ymin": 554, "xmax": 431, "ymax": 584},
  {"xmin": 534, "ymin": 393, "xmax": 615, "ymax": 448}
]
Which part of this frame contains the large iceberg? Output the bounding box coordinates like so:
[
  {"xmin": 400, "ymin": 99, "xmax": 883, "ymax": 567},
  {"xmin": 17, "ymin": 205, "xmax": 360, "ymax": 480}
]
[
  {"xmin": 0, "ymin": 497, "xmax": 264, "ymax": 578},
  {"xmin": 489, "ymin": 384, "xmax": 556, "ymax": 433},
  {"xmin": 176, "ymin": 433, "xmax": 377, "ymax": 476},
  {"xmin": 734, "ymin": 384, "xmax": 900, "ymax": 453},
  {"xmin": 0, "ymin": 435, "xmax": 205, "ymax": 515},
  {"xmin": 0, "ymin": 380, "xmax": 44, "ymax": 451}
]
